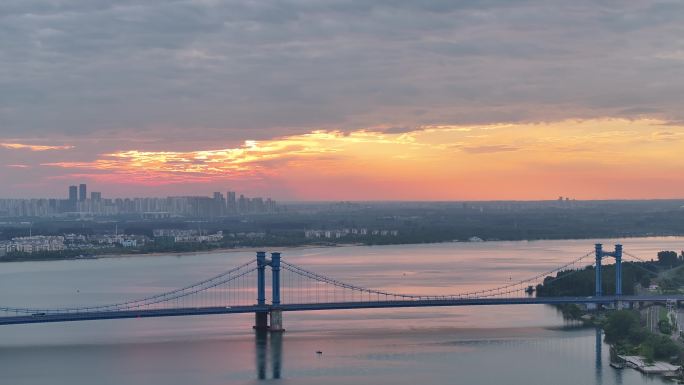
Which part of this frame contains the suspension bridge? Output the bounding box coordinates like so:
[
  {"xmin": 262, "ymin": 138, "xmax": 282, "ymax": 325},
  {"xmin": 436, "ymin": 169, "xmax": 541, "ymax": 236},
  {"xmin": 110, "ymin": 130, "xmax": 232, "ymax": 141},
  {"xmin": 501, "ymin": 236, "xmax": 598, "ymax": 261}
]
[{"xmin": 0, "ymin": 244, "xmax": 679, "ymax": 329}]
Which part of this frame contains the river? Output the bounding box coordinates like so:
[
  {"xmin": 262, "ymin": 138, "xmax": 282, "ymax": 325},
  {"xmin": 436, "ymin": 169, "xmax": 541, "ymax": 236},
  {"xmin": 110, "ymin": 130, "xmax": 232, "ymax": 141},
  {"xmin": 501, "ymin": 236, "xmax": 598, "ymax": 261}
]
[{"xmin": 1, "ymin": 237, "xmax": 682, "ymax": 384}]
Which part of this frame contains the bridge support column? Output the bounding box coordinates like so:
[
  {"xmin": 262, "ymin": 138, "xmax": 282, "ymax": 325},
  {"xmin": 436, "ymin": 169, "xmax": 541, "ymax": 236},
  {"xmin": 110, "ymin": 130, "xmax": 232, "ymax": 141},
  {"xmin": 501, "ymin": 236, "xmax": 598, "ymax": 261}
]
[
  {"xmin": 615, "ymin": 244, "xmax": 622, "ymax": 296},
  {"xmin": 595, "ymin": 244, "xmax": 603, "ymax": 297},
  {"xmin": 254, "ymin": 252, "xmax": 268, "ymax": 331},
  {"xmin": 269, "ymin": 252, "xmax": 284, "ymax": 332},
  {"xmin": 257, "ymin": 251, "xmax": 267, "ymax": 306},
  {"xmin": 269, "ymin": 309, "xmax": 284, "ymax": 332},
  {"xmin": 254, "ymin": 312, "xmax": 269, "ymax": 331},
  {"xmin": 271, "ymin": 252, "xmax": 281, "ymax": 306}
]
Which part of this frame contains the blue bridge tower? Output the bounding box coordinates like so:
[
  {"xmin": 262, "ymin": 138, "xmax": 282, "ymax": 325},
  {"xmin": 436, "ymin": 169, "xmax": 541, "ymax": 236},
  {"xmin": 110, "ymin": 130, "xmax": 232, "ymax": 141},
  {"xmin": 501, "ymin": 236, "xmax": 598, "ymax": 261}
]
[
  {"xmin": 594, "ymin": 244, "xmax": 623, "ymax": 297},
  {"xmin": 254, "ymin": 251, "xmax": 284, "ymax": 332}
]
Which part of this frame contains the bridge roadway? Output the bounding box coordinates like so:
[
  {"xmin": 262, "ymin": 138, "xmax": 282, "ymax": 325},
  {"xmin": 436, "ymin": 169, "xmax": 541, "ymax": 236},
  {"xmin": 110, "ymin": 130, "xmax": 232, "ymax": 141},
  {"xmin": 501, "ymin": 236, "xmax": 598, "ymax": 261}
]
[{"xmin": 1, "ymin": 295, "xmax": 681, "ymax": 326}]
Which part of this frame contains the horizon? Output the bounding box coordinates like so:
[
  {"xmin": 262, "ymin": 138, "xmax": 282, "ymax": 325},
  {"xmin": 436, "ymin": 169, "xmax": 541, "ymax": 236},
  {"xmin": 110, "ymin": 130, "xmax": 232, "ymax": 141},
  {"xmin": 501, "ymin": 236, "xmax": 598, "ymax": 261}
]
[{"xmin": 3, "ymin": 188, "xmax": 684, "ymax": 203}]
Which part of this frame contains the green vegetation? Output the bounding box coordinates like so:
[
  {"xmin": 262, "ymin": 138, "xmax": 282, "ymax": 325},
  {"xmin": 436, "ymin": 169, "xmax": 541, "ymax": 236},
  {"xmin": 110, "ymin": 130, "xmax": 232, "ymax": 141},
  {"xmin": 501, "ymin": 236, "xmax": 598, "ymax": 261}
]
[
  {"xmin": 656, "ymin": 256, "xmax": 684, "ymax": 294},
  {"xmin": 557, "ymin": 303, "xmax": 584, "ymax": 320},
  {"xmin": 536, "ymin": 250, "xmax": 684, "ymax": 298},
  {"xmin": 658, "ymin": 251, "xmax": 683, "ymax": 267},
  {"xmin": 658, "ymin": 307, "xmax": 673, "ymax": 334},
  {"xmin": 535, "ymin": 252, "xmax": 684, "ymax": 367},
  {"xmin": 604, "ymin": 310, "xmax": 679, "ymax": 363},
  {"xmin": 536, "ymin": 263, "xmax": 655, "ymax": 297}
]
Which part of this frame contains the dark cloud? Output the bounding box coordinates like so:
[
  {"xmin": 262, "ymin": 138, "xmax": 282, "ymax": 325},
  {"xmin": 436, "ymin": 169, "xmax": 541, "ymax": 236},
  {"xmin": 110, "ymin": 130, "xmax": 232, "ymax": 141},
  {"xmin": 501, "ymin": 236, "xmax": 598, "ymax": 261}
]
[
  {"xmin": 1, "ymin": 0, "xmax": 684, "ymax": 139},
  {"xmin": 380, "ymin": 126, "xmax": 422, "ymax": 134}
]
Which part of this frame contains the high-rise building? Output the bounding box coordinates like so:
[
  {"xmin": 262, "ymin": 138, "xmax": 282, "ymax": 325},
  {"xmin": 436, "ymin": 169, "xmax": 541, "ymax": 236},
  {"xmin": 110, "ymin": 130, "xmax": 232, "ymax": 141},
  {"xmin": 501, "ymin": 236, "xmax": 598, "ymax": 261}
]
[
  {"xmin": 213, "ymin": 192, "xmax": 225, "ymax": 216},
  {"xmin": 227, "ymin": 191, "xmax": 236, "ymax": 213},
  {"xmin": 79, "ymin": 184, "xmax": 87, "ymax": 202},
  {"xmin": 67, "ymin": 185, "xmax": 78, "ymax": 211},
  {"xmin": 238, "ymin": 194, "xmax": 247, "ymax": 213},
  {"xmin": 68, "ymin": 186, "xmax": 78, "ymax": 202},
  {"xmin": 91, "ymin": 192, "xmax": 102, "ymax": 202}
]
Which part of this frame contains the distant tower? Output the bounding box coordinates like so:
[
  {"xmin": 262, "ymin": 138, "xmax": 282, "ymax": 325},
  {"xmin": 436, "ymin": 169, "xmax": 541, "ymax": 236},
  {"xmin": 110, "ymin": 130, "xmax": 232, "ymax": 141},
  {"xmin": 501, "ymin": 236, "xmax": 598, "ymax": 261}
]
[
  {"xmin": 213, "ymin": 192, "xmax": 225, "ymax": 216},
  {"xmin": 68, "ymin": 186, "xmax": 78, "ymax": 202},
  {"xmin": 79, "ymin": 184, "xmax": 87, "ymax": 201},
  {"xmin": 238, "ymin": 194, "xmax": 247, "ymax": 213},
  {"xmin": 227, "ymin": 191, "xmax": 236, "ymax": 213}
]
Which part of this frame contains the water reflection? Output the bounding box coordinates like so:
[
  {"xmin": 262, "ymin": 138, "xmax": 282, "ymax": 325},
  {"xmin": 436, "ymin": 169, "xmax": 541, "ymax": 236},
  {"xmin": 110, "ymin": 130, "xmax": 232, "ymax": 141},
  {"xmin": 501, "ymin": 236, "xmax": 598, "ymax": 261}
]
[
  {"xmin": 255, "ymin": 331, "xmax": 283, "ymax": 380},
  {"xmin": 253, "ymin": 325, "xmax": 620, "ymax": 383},
  {"xmin": 596, "ymin": 328, "xmax": 603, "ymax": 385}
]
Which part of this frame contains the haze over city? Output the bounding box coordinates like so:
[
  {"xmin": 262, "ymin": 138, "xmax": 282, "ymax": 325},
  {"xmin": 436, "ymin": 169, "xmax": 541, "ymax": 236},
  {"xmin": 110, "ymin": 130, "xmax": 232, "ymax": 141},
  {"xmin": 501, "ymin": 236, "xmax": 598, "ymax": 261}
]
[{"xmin": 2, "ymin": 1, "xmax": 684, "ymax": 200}]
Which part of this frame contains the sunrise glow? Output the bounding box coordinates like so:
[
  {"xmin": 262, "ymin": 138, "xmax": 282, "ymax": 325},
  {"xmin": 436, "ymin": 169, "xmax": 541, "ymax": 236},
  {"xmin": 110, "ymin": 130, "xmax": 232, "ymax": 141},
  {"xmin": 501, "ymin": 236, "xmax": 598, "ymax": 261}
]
[{"xmin": 11, "ymin": 118, "xmax": 675, "ymax": 200}]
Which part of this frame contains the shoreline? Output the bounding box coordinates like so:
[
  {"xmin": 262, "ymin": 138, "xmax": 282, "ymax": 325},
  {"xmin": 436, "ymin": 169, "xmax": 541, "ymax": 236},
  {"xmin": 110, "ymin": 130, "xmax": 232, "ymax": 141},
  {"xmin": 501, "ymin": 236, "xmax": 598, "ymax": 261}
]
[
  {"xmin": 2, "ymin": 234, "xmax": 683, "ymax": 263},
  {"xmin": 96, "ymin": 243, "xmax": 360, "ymax": 260},
  {"xmin": 0, "ymin": 243, "xmax": 362, "ymax": 263}
]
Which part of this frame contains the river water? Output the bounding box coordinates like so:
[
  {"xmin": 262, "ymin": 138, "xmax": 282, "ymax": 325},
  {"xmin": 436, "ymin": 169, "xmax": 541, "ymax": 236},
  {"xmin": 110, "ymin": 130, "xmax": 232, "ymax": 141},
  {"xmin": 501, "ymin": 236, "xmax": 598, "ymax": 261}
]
[{"xmin": 1, "ymin": 237, "xmax": 682, "ymax": 385}]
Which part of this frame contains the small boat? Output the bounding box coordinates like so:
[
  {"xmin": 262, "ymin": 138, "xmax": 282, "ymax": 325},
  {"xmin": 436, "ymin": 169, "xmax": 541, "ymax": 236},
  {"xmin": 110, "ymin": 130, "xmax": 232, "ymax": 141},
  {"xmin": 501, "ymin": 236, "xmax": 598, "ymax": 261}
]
[
  {"xmin": 610, "ymin": 362, "xmax": 625, "ymax": 369},
  {"xmin": 316, "ymin": 351, "xmax": 323, "ymax": 355}
]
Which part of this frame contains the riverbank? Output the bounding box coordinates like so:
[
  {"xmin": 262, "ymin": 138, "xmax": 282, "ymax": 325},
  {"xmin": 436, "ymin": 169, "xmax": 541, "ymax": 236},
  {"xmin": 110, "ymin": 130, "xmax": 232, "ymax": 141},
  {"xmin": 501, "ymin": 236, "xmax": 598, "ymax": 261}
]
[
  {"xmin": 0, "ymin": 243, "xmax": 366, "ymax": 263},
  {"xmin": 3, "ymin": 235, "xmax": 684, "ymax": 263}
]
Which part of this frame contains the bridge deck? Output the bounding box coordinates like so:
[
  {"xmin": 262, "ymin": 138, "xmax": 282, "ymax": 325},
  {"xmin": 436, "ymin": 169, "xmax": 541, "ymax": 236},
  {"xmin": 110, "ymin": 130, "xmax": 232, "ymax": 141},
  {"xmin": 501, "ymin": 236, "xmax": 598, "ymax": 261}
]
[{"xmin": 0, "ymin": 295, "xmax": 677, "ymax": 326}]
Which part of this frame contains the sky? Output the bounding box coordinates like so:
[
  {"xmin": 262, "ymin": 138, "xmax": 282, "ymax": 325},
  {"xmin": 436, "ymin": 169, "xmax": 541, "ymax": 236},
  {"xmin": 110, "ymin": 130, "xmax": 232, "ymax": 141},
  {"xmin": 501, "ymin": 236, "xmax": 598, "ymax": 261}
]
[{"xmin": 1, "ymin": 0, "xmax": 684, "ymax": 200}]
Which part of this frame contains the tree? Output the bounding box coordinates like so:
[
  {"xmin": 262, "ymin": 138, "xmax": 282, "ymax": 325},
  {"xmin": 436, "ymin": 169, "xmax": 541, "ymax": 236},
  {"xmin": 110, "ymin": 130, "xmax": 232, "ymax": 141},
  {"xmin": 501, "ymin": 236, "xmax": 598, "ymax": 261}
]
[
  {"xmin": 649, "ymin": 335, "xmax": 679, "ymax": 360},
  {"xmin": 604, "ymin": 310, "xmax": 641, "ymax": 343},
  {"xmin": 657, "ymin": 251, "xmax": 678, "ymax": 266}
]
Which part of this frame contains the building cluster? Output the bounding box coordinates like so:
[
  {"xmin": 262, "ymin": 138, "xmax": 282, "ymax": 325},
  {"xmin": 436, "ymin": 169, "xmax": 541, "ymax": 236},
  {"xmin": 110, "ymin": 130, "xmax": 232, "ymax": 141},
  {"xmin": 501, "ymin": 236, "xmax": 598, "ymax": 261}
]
[
  {"xmin": 0, "ymin": 236, "xmax": 66, "ymax": 255},
  {"xmin": 0, "ymin": 184, "xmax": 278, "ymax": 218},
  {"xmin": 153, "ymin": 229, "xmax": 224, "ymax": 243},
  {"xmin": 304, "ymin": 228, "xmax": 399, "ymax": 239},
  {"xmin": 0, "ymin": 228, "xmax": 232, "ymax": 256},
  {"xmin": 88, "ymin": 234, "xmax": 148, "ymax": 248}
]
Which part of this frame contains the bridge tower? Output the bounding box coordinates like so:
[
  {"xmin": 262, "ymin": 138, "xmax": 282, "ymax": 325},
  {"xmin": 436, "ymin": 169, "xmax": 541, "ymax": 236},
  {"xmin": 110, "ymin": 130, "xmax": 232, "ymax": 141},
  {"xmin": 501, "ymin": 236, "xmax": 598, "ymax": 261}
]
[
  {"xmin": 254, "ymin": 251, "xmax": 284, "ymax": 332},
  {"xmin": 269, "ymin": 252, "xmax": 284, "ymax": 332},
  {"xmin": 255, "ymin": 251, "xmax": 269, "ymax": 330},
  {"xmin": 594, "ymin": 244, "xmax": 623, "ymax": 297}
]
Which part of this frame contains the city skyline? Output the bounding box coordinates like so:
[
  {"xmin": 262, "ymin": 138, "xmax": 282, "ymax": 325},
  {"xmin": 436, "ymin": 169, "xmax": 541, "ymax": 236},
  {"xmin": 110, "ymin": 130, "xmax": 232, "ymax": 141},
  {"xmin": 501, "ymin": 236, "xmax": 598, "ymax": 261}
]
[
  {"xmin": 0, "ymin": 183, "xmax": 278, "ymax": 218},
  {"xmin": 2, "ymin": 1, "xmax": 684, "ymax": 200}
]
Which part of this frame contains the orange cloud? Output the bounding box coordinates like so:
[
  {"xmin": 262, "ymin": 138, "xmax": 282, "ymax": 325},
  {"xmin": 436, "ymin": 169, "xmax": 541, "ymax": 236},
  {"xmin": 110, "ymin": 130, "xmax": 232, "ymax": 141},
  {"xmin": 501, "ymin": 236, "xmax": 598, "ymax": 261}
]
[
  {"xmin": 41, "ymin": 119, "xmax": 684, "ymax": 199},
  {"xmin": 1, "ymin": 142, "xmax": 74, "ymax": 151}
]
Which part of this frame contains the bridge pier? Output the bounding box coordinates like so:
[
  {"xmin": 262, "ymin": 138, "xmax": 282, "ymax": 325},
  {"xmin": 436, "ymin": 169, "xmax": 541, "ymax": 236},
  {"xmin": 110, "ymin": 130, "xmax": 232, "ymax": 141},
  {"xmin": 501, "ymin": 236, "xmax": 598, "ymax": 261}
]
[
  {"xmin": 254, "ymin": 312, "xmax": 269, "ymax": 331},
  {"xmin": 269, "ymin": 309, "xmax": 284, "ymax": 332}
]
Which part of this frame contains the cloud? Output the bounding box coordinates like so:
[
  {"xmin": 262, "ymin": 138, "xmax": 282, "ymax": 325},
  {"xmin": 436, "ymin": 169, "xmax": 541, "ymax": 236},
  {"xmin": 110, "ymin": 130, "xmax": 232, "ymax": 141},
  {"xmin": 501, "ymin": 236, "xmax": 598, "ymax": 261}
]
[
  {"xmin": 459, "ymin": 145, "xmax": 520, "ymax": 154},
  {"xmin": 0, "ymin": 118, "xmax": 678, "ymax": 199},
  {"xmin": 379, "ymin": 126, "xmax": 422, "ymax": 134},
  {"xmin": 0, "ymin": 142, "xmax": 74, "ymax": 151},
  {"xmin": 41, "ymin": 130, "xmax": 378, "ymax": 185},
  {"xmin": 2, "ymin": 0, "xmax": 684, "ymax": 140}
]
